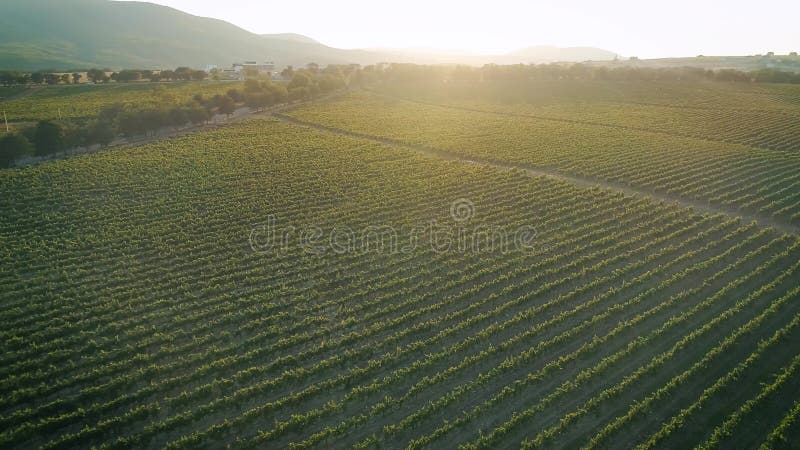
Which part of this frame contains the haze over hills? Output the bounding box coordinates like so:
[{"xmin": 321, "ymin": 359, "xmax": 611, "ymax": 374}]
[{"xmin": 0, "ymin": 0, "xmax": 617, "ymax": 70}]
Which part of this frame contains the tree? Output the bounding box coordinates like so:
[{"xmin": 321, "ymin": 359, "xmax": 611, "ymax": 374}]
[
  {"xmin": 71, "ymin": 72, "xmax": 82, "ymax": 84},
  {"xmin": 288, "ymin": 86, "xmax": 311, "ymax": 101},
  {"xmin": 167, "ymin": 107, "xmax": 188, "ymax": 129},
  {"xmin": 226, "ymin": 88, "xmax": 243, "ymax": 102},
  {"xmin": 87, "ymin": 68, "xmax": 108, "ymax": 83},
  {"xmin": 288, "ymin": 72, "xmax": 311, "ymax": 89},
  {"xmin": 33, "ymin": 120, "xmax": 64, "ymax": 156},
  {"xmin": 98, "ymin": 103, "xmax": 125, "ymax": 122},
  {"xmin": 60, "ymin": 74, "xmax": 71, "ymax": 84},
  {"xmin": 791, "ymin": 52, "xmax": 798, "ymax": 56},
  {"xmin": 159, "ymin": 70, "xmax": 175, "ymax": 81},
  {"xmin": 318, "ymin": 74, "xmax": 345, "ymax": 93},
  {"xmin": 62, "ymin": 126, "xmax": 88, "ymax": 149},
  {"xmin": 191, "ymin": 70, "xmax": 206, "ymax": 81},
  {"xmin": 86, "ymin": 121, "xmax": 115, "ymax": 147},
  {"xmin": 116, "ymin": 111, "xmax": 145, "ymax": 137},
  {"xmin": 44, "ymin": 73, "xmax": 60, "ymax": 85},
  {"xmin": 187, "ymin": 106, "xmax": 210, "ymax": 125},
  {"xmin": 0, "ymin": 71, "xmax": 29, "ymax": 86},
  {"xmin": 0, "ymin": 133, "xmax": 33, "ymax": 168},
  {"xmin": 114, "ymin": 70, "xmax": 142, "ymax": 82},
  {"xmin": 174, "ymin": 67, "xmax": 194, "ymax": 81},
  {"xmin": 30, "ymin": 71, "xmax": 45, "ymax": 84},
  {"xmin": 281, "ymin": 65, "xmax": 294, "ymax": 79},
  {"xmin": 244, "ymin": 78, "xmax": 262, "ymax": 93},
  {"xmin": 245, "ymin": 92, "xmax": 273, "ymax": 110},
  {"xmin": 216, "ymin": 95, "xmax": 236, "ymax": 117},
  {"xmin": 267, "ymin": 84, "xmax": 288, "ymax": 103},
  {"xmin": 306, "ymin": 62, "xmax": 319, "ymax": 73},
  {"xmin": 140, "ymin": 110, "xmax": 167, "ymax": 135}
]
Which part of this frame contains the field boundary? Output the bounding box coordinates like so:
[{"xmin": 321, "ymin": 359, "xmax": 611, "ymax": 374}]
[
  {"xmin": 272, "ymin": 112, "xmax": 800, "ymax": 236},
  {"xmin": 6, "ymin": 89, "xmax": 351, "ymax": 168}
]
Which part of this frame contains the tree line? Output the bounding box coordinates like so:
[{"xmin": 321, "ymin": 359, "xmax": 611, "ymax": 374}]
[
  {"xmin": 0, "ymin": 67, "xmax": 208, "ymax": 86},
  {"xmin": 1, "ymin": 66, "xmax": 352, "ymax": 168},
  {"xmin": 380, "ymin": 63, "xmax": 800, "ymax": 84}
]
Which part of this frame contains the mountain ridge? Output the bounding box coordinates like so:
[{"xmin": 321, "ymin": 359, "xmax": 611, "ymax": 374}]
[{"xmin": 0, "ymin": 0, "xmax": 616, "ymax": 70}]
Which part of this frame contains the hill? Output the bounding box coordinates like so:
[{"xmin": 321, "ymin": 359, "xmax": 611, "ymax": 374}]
[
  {"xmin": 0, "ymin": 0, "xmax": 617, "ymax": 71},
  {"xmin": 0, "ymin": 0, "xmax": 387, "ymax": 70},
  {"xmin": 587, "ymin": 54, "xmax": 800, "ymax": 73},
  {"xmin": 502, "ymin": 45, "xmax": 617, "ymax": 63}
]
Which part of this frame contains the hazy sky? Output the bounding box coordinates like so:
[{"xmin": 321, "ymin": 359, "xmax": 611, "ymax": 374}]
[{"xmin": 145, "ymin": 0, "xmax": 799, "ymax": 58}]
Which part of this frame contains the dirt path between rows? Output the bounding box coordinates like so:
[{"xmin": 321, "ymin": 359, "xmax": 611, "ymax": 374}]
[
  {"xmin": 271, "ymin": 112, "xmax": 800, "ymax": 236},
  {"xmin": 9, "ymin": 87, "xmax": 798, "ymax": 236}
]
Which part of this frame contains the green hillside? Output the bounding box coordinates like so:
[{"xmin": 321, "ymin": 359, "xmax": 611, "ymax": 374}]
[
  {"xmin": 0, "ymin": 0, "xmax": 384, "ymax": 70},
  {"xmin": 0, "ymin": 1, "xmax": 621, "ymax": 71}
]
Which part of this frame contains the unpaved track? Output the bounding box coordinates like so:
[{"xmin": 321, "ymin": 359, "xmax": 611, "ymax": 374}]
[
  {"xmin": 9, "ymin": 86, "xmax": 797, "ymax": 235},
  {"xmin": 272, "ymin": 112, "xmax": 800, "ymax": 236}
]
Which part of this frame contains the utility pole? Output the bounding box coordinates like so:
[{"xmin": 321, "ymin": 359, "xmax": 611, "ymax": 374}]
[{"xmin": 3, "ymin": 110, "xmax": 8, "ymax": 133}]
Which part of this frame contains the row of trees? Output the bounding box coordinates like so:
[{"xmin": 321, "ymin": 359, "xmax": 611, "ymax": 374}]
[
  {"xmin": 0, "ymin": 67, "xmax": 207, "ymax": 86},
  {"xmin": 1, "ymin": 119, "xmax": 120, "ymax": 167},
  {"xmin": 381, "ymin": 63, "xmax": 800, "ymax": 84},
  {"xmin": 235, "ymin": 66, "xmax": 348, "ymax": 104},
  {"xmin": 0, "ymin": 71, "xmax": 83, "ymax": 86},
  {"xmin": 110, "ymin": 67, "xmax": 207, "ymax": 83},
  {"xmin": 0, "ymin": 67, "xmax": 352, "ymax": 167}
]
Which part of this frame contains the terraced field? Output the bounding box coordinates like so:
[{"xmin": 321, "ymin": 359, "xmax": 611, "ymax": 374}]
[{"xmin": 2, "ymin": 78, "xmax": 800, "ymax": 449}]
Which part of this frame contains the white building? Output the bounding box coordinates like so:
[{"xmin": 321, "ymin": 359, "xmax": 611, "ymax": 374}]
[{"xmin": 232, "ymin": 61, "xmax": 275, "ymax": 75}]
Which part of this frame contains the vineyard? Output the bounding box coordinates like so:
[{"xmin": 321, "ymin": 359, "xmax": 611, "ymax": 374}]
[
  {"xmin": 286, "ymin": 83, "xmax": 800, "ymax": 226},
  {"xmin": 0, "ymin": 81, "xmax": 241, "ymax": 122},
  {"xmin": 372, "ymin": 82, "xmax": 800, "ymax": 153},
  {"xmin": 2, "ymin": 76, "xmax": 800, "ymax": 449}
]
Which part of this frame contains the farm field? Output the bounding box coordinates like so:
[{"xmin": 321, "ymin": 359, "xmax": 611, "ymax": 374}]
[
  {"xmin": 0, "ymin": 81, "xmax": 241, "ymax": 122},
  {"xmin": 286, "ymin": 81, "xmax": 800, "ymax": 226},
  {"xmin": 2, "ymin": 77, "xmax": 800, "ymax": 450},
  {"xmin": 374, "ymin": 80, "xmax": 800, "ymax": 152}
]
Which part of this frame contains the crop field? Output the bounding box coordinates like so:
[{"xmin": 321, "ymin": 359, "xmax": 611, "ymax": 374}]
[
  {"xmin": 286, "ymin": 81, "xmax": 800, "ymax": 226},
  {"xmin": 0, "ymin": 81, "xmax": 241, "ymax": 121},
  {"xmin": 2, "ymin": 79, "xmax": 800, "ymax": 449},
  {"xmin": 374, "ymin": 80, "xmax": 800, "ymax": 152}
]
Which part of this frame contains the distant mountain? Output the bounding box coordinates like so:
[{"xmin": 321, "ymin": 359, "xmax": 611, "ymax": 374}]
[
  {"xmin": 0, "ymin": 0, "xmax": 389, "ymax": 70},
  {"xmin": 263, "ymin": 33, "xmax": 321, "ymax": 45},
  {"xmin": 366, "ymin": 46, "xmax": 617, "ymax": 66},
  {"xmin": 0, "ymin": 0, "xmax": 617, "ymax": 71},
  {"xmin": 502, "ymin": 46, "xmax": 618, "ymax": 63},
  {"xmin": 585, "ymin": 55, "xmax": 800, "ymax": 73}
]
